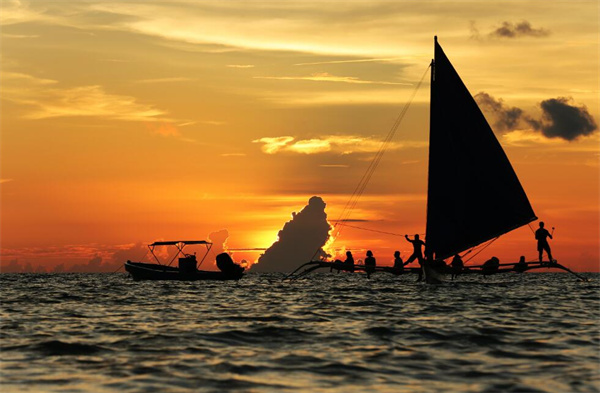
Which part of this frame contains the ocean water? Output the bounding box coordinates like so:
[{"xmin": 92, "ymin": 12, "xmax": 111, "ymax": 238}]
[{"xmin": 1, "ymin": 272, "xmax": 598, "ymax": 393}]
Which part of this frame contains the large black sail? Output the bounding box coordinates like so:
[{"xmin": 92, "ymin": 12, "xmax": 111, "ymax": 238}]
[{"xmin": 426, "ymin": 37, "xmax": 536, "ymax": 260}]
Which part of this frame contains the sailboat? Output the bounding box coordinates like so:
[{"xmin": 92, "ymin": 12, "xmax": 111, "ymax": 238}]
[{"xmin": 286, "ymin": 37, "xmax": 586, "ymax": 282}]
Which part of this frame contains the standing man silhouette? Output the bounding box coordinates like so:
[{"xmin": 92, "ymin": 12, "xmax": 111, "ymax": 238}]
[
  {"xmin": 405, "ymin": 234, "xmax": 426, "ymax": 265},
  {"xmin": 405, "ymin": 234, "xmax": 426, "ymax": 282},
  {"xmin": 535, "ymin": 222, "xmax": 554, "ymax": 263}
]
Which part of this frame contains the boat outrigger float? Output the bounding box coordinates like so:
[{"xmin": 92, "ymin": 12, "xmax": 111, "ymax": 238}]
[
  {"xmin": 284, "ymin": 259, "xmax": 587, "ymax": 282},
  {"xmin": 125, "ymin": 240, "xmax": 244, "ymax": 281},
  {"xmin": 286, "ymin": 36, "xmax": 587, "ymax": 283}
]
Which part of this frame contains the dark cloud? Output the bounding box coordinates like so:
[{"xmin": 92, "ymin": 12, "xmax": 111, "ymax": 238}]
[
  {"xmin": 1, "ymin": 259, "xmax": 24, "ymax": 273},
  {"xmin": 490, "ymin": 21, "xmax": 549, "ymax": 38},
  {"xmin": 71, "ymin": 255, "xmax": 107, "ymax": 273},
  {"xmin": 252, "ymin": 196, "xmax": 331, "ymax": 272},
  {"xmin": 0, "ymin": 259, "xmax": 45, "ymax": 273},
  {"xmin": 528, "ymin": 97, "xmax": 598, "ymax": 141},
  {"xmin": 475, "ymin": 92, "xmax": 523, "ymax": 132},
  {"xmin": 476, "ymin": 92, "xmax": 597, "ymax": 141}
]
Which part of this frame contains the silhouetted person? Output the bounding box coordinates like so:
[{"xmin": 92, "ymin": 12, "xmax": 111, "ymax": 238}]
[
  {"xmin": 405, "ymin": 234, "xmax": 426, "ymax": 281},
  {"xmin": 405, "ymin": 234, "xmax": 426, "ymax": 265},
  {"xmin": 344, "ymin": 251, "xmax": 355, "ymax": 272},
  {"xmin": 364, "ymin": 250, "xmax": 376, "ymax": 279},
  {"xmin": 514, "ymin": 255, "xmax": 528, "ymax": 273},
  {"xmin": 391, "ymin": 250, "xmax": 409, "ymax": 274},
  {"xmin": 482, "ymin": 256, "xmax": 500, "ymax": 275},
  {"xmin": 451, "ymin": 254, "xmax": 463, "ymax": 280},
  {"xmin": 535, "ymin": 222, "xmax": 554, "ymax": 264},
  {"xmin": 332, "ymin": 251, "xmax": 355, "ymax": 273},
  {"xmin": 393, "ymin": 251, "xmax": 403, "ymax": 269}
]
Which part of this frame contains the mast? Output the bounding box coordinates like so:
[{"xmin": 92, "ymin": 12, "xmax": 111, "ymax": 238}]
[{"xmin": 425, "ymin": 37, "xmax": 537, "ymax": 260}]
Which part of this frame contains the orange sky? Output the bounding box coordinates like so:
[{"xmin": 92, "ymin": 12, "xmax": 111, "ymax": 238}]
[{"xmin": 1, "ymin": 1, "xmax": 599, "ymax": 273}]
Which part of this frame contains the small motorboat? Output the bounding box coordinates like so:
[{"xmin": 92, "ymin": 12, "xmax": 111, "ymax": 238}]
[{"xmin": 124, "ymin": 240, "xmax": 244, "ymax": 281}]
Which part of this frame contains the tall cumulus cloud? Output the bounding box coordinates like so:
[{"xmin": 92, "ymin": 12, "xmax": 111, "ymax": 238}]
[{"xmin": 251, "ymin": 196, "xmax": 331, "ymax": 272}]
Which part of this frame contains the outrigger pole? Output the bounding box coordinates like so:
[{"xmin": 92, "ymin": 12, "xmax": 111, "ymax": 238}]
[
  {"xmin": 284, "ymin": 259, "xmax": 588, "ymax": 282},
  {"xmin": 284, "ymin": 260, "xmax": 421, "ymax": 281}
]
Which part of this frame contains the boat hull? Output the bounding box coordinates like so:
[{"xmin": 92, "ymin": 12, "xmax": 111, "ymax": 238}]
[{"xmin": 124, "ymin": 261, "xmax": 244, "ymax": 281}]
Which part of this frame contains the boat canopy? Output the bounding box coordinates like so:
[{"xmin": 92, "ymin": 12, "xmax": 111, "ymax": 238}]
[
  {"xmin": 150, "ymin": 240, "xmax": 212, "ymax": 246},
  {"xmin": 425, "ymin": 37, "xmax": 537, "ymax": 260}
]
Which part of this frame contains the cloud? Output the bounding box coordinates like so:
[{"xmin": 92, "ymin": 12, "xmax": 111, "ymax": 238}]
[
  {"xmin": 528, "ymin": 97, "xmax": 598, "ymax": 141},
  {"xmin": 253, "ymin": 135, "xmax": 422, "ymax": 155},
  {"xmin": 294, "ymin": 58, "xmax": 399, "ymax": 66},
  {"xmin": 475, "ymin": 92, "xmax": 524, "ymax": 132},
  {"xmin": 252, "ymin": 196, "xmax": 331, "ymax": 272},
  {"xmin": 1, "ymin": 72, "xmax": 170, "ymax": 122},
  {"xmin": 0, "ymin": 0, "xmax": 54, "ymax": 26},
  {"xmin": 476, "ymin": 92, "xmax": 598, "ymax": 142},
  {"xmin": 71, "ymin": 255, "xmax": 104, "ymax": 273},
  {"xmin": 134, "ymin": 77, "xmax": 193, "ymax": 84},
  {"xmin": 254, "ymin": 136, "xmax": 295, "ymax": 154},
  {"xmin": 205, "ymin": 229, "xmax": 229, "ymax": 269},
  {"xmin": 226, "ymin": 64, "xmax": 255, "ymax": 68},
  {"xmin": 501, "ymin": 130, "xmax": 564, "ymax": 146},
  {"xmin": 1, "ymin": 33, "xmax": 40, "ymax": 39},
  {"xmin": 0, "ymin": 179, "xmax": 14, "ymax": 184},
  {"xmin": 490, "ymin": 21, "xmax": 550, "ymax": 38},
  {"xmin": 255, "ymin": 72, "xmax": 410, "ymax": 86},
  {"xmin": 27, "ymin": 85, "xmax": 167, "ymax": 121},
  {"xmin": 147, "ymin": 122, "xmax": 180, "ymax": 137}
]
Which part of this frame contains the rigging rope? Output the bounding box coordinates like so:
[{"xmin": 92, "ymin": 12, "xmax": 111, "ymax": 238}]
[
  {"xmin": 463, "ymin": 237, "xmax": 500, "ymax": 264},
  {"xmin": 308, "ymin": 65, "xmax": 431, "ymax": 261},
  {"xmin": 335, "ymin": 222, "xmax": 424, "ymax": 237},
  {"xmin": 333, "ymin": 64, "xmax": 431, "ymax": 239}
]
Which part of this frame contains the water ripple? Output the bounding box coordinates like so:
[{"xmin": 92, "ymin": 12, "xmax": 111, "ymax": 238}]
[{"xmin": 1, "ymin": 272, "xmax": 598, "ymax": 392}]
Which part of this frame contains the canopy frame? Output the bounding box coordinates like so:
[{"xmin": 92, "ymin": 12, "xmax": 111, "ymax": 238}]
[{"xmin": 147, "ymin": 240, "xmax": 213, "ymax": 267}]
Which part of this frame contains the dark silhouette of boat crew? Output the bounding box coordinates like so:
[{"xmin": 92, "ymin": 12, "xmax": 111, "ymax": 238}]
[
  {"xmin": 331, "ymin": 251, "xmax": 355, "ymax": 273},
  {"xmin": 535, "ymin": 221, "xmax": 554, "ymax": 264},
  {"xmin": 514, "ymin": 255, "xmax": 528, "ymax": 272},
  {"xmin": 405, "ymin": 234, "xmax": 426, "ymax": 281},
  {"xmin": 482, "ymin": 257, "xmax": 500, "ymax": 275},
  {"xmin": 344, "ymin": 251, "xmax": 355, "ymax": 272},
  {"xmin": 450, "ymin": 254, "xmax": 464, "ymax": 280},
  {"xmin": 405, "ymin": 234, "xmax": 426, "ymax": 264},
  {"xmin": 392, "ymin": 250, "xmax": 409, "ymax": 273},
  {"xmin": 364, "ymin": 250, "xmax": 376, "ymax": 278}
]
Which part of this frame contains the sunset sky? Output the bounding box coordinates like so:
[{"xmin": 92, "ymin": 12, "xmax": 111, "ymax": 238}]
[{"xmin": 1, "ymin": 1, "xmax": 598, "ymax": 272}]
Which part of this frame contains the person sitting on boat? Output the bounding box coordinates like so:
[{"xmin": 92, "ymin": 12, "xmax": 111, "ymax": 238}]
[
  {"xmin": 514, "ymin": 255, "xmax": 528, "ymax": 273},
  {"xmin": 405, "ymin": 234, "xmax": 426, "ymax": 265},
  {"xmin": 482, "ymin": 256, "xmax": 500, "ymax": 275},
  {"xmin": 331, "ymin": 251, "xmax": 354, "ymax": 273},
  {"xmin": 390, "ymin": 251, "xmax": 409, "ymax": 275},
  {"xmin": 344, "ymin": 251, "xmax": 355, "ymax": 272},
  {"xmin": 535, "ymin": 222, "xmax": 555, "ymax": 264},
  {"xmin": 364, "ymin": 250, "xmax": 376, "ymax": 279},
  {"xmin": 451, "ymin": 254, "xmax": 464, "ymax": 280}
]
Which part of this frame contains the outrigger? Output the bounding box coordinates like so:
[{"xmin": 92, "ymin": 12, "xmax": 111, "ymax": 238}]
[
  {"xmin": 284, "ymin": 259, "xmax": 587, "ymax": 282},
  {"xmin": 286, "ymin": 37, "xmax": 587, "ymax": 283},
  {"xmin": 125, "ymin": 240, "xmax": 244, "ymax": 281}
]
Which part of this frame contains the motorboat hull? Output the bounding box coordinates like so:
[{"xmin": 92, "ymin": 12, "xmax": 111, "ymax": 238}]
[{"xmin": 124, "ymin": 261, "xmax": 244, "ymax": 281}]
